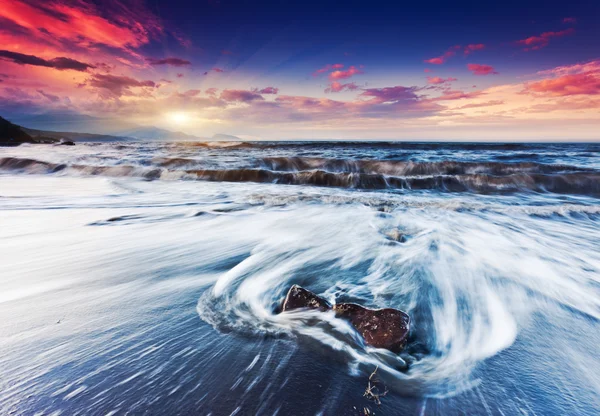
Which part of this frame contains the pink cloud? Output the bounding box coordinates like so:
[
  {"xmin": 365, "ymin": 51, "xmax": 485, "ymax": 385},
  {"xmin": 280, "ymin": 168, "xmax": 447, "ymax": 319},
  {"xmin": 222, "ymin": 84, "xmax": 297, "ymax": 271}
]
[
  {"xmin": 424, "ymin": 45, "xmax": 461, "ymax": 65},
  {"xmin": 536, "ymin": 60, "xmax": 600, "ymax": 77},
  {"xmin": 176, "ymin": 73, "xmax": 184, "ymax": 78},
  {"xmin": 312, "ymin": 63, "xmax": 344, "ymax": 77},
  {"xmin": 182, "ymin": 89, "xmax": 201, "ymax": 97},
  {"xmin": 426, "ymin": 76, "xmax": 458, "ymax": 85},
  {"xmin": 562, "ymin": 17, "xmax": 577, "ymax": 24},
  {"xmin": 204, "ymin": 68, "xmax": 225, "ymax": 75},
  {"xmin": 0, "ymin": 0, "xmax": 163, "ymax": 57},
  {"xmin": 329, "ymin": 66, "xmax": 364, "ymax": 80},
  {"xmin": 431, "ymin": 89, "xmax": 485, "ymax": 101},
  {"xmin": 147, "ymin": 57, "xmax": 191, "ymax": 67},
  {"xmin": 424, "ymin": 68, "xmax": 432, "ymax": 73},
  {"xmin": 516, "ymin": 28, "xmax": 575, "ymax": 51},
  {"xmin": 220, "ymin": 89, "xmax": 264, "ymax": 102},
  {"xmin": 464, "ymin": 44, "xmax": 485, "ymax": 55},
  {"xmin": 525, "ymin": 73, "xmax": 600, "ymax": 97},
  {"xmin": 205, "ymin": 88, "xmax": 218, "ymax": 96},
  {"xmin": 456, "ymin": 100, "xmax": 504, "ymax": 109},
  {"xmin": 325, "ymin": 82, "xmax": 359, "ymax": 93},
  {"xmin": 467, "ymin": 63, "xmax": 498, "ymax": 75}
]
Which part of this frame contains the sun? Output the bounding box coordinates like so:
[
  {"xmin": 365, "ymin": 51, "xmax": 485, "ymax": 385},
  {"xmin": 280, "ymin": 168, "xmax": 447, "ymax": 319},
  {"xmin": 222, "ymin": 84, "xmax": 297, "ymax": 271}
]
[{"xmin": 166, "ymin": 111, "xmax": 191, "ymax": 126}]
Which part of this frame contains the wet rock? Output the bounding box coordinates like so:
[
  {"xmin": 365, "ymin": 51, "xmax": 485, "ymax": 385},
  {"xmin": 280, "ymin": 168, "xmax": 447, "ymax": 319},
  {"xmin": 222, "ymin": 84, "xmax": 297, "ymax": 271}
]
[
  {"xmin": 59, "ymin": 140, "xmax": 75, "ymax": 146},
  {"xmin": 384, "ymin": 228, "xmax": 406, "ymax": 243},
  {"xmin": 281, "ymin": 284, "xmax": 332, "ymax": 312},
  {"xmin": 334, "ymin": 303, "xmax": 410, "ymax": 353},
  {"xmin": 280, "ymin": 285, "xmax": 410, "ymax": 353}
]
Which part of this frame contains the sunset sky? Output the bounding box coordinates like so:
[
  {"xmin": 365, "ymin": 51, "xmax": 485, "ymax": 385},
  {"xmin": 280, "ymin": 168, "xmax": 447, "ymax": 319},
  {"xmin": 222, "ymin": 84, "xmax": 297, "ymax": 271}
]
[{"xmin": 0, "ymin": 0, "xmax": 599, "ymax": 140}]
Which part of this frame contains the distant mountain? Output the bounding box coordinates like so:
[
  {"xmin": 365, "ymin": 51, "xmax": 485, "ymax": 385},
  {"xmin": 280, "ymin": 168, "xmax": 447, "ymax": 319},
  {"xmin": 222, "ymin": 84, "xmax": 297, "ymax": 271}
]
[
  {"xmin": 9, "ymin": 111, "xmax": 139, "ymax": 135},
  {"xmin": 114, "ymin": 126, "xmax": 208, "ymax": 141},
  {"xmin": 4, "ymin": 112, "xmax": 246, "ymax": 143},
  {"xmin": 23, "ymin": 127, "xmax": 128, "ymax": 142},
  {"xmin": 210, "ymin": 133, "xmax": 243, "ymax": 141},
  {"xmin": 1, "ymin": 115, "xmax": 131, "ymax": 145},
  {"xmin": 9, "ymin": 111, "xmax": 212, "ymax": 141}
]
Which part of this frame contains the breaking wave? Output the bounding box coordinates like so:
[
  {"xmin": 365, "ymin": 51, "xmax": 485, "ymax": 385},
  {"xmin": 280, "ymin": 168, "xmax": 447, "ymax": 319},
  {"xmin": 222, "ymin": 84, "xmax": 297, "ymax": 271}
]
[{"xmin": 2, "ymin": 156, "xmax": 599, "ymax": 196}]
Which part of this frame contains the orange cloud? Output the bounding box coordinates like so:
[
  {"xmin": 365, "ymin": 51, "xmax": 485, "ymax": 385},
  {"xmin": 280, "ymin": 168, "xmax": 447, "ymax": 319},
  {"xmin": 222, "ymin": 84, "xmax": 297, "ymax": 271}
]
[{"xmin": 427, "ymin": 76, "xmax": 458, "ymax": 85}]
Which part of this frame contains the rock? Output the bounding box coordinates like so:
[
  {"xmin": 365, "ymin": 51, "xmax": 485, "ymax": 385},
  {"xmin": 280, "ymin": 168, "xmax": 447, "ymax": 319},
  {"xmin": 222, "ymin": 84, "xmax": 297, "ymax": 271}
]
[
  {"xmin": 333, "ymin": 303, "xmax": 410, "ymax": 353},
  {"xmin": 0, "ymin": 116, "xmax": 36, "ymax": 146},
  {"xmin": 384, "ymin": 228, "xmax": 406, "ymax": 243},
  {"xmin": 281, "ymin": 284, "xmax": 332, "ymax": 312},
  {"xmin": 59, "ymin": 139, "xmax": 75, "ymax": 146},
  {"xmin": 280, "ymin": 285, "xmax": 410, "ymax": 353}
]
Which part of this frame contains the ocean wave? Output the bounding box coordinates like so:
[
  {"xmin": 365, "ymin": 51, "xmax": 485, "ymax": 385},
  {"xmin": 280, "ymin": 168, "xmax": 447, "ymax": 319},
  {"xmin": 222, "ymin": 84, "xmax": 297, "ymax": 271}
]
[
  {"xmin": 257, "ymin": 157, "xmax": 587, "ymax": 176},
  {"xmin": 1, "ymin": 156, "xmax": 599, "ymax": 196}
]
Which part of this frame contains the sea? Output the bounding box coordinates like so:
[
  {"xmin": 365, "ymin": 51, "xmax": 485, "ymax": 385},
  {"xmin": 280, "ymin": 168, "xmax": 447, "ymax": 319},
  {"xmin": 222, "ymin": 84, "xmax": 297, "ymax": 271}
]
[{"xmin": 1, "ymin": 141, "xmax": 599, "ymax": 415}]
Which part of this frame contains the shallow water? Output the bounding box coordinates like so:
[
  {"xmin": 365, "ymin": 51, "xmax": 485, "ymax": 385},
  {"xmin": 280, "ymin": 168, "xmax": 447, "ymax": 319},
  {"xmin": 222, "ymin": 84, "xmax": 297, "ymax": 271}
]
[{"xmin": 0, "ymin": 141, "xmax": 599, "ymax": 415}]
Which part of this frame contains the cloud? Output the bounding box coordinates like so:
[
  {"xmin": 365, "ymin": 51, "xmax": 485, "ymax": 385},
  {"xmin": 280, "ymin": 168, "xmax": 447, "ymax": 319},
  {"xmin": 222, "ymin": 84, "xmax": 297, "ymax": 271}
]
[
  {"xmin": 464, "ymin": 44, "xmax": 485, "ymax": 55},
  {"xmin": 536, "ymin": 60, "xmax": 600, "ymax": 77},
  {"xmin": 252, "ymin": 87, "xmax": 279, "ymax": 94},
  {"xmin": 432, "ymin": 89, "xmax": 485, "ymax": 101},
  {"xmin": 455, "ymin": 100, "xmax": 504, "ymax": 109},
  {"xmin": 359, "ymin": 86, "xmax": 421, "ymax": 103},
  {"xmin": 425, "ymin": 44, "xmax": 484, "ymax": 65},
  {"xmin": 325, "ymin": 82, "xmax": 359, "ymax": 93},
  {"xmin": 0, "ymin": 0, "xmax": 164, "ymax": 57},
  {"xmin": 220, "ymin": 89, "xmax": 264, "ymax": 102},
  {"xmin": 204, "ymin": 68, "xmax": 225, "ymax": 75},
  {"xmin": 182, "ymin": 89, "xmax": 201, "ymax": 97},
  {"xmin": 424, "ymin": 68, "xmax": 432, "ymax": 73},
  {"xmin": 312, "ymin": 63, "xmax": 344, "ymax": 77},
  {"xmin": 36, "ymin": 89, "xmax": 60, "ymax": 102},
  {"xmin": 516, "ymin": 28, "xmax": 575, "ymax": 51},
  {"xmin": 524, "ymin": 73, "xmax": 600, "ymax": 97},
  {"xmin": 424, "ymin": 45, "xmax": 461, "ymax": 65},
  {"xmin": 221, "ymin": 50, "xmax": 234, "ymax": 55},
  {"xmin": 88, "ymin": 74, "xmax": 156, "ymax": 97},
  {"xmin": 205, "ymin": 88, "xmax": 218, "ymax": 96},
  {"xmin": 147, "ymin": 57, "xmax": 191, "ymax": 67},
  {"xmin": 426, "ymin": 76, "xmax": 458, "ymax": 85},
  {"xmin": 0, "ymin": 50, "xmax": 94, "ymax": 71},
  {"xmin": 563, "ymin": 17, "xmax": 577, "ymax": 24},
  {"xmin": 329, "ymin": 66, "xmax": 364, "ymax": 80},
  {"xmin": 467, "ymin": 63, "xmax": 498, "ymax": 75}
]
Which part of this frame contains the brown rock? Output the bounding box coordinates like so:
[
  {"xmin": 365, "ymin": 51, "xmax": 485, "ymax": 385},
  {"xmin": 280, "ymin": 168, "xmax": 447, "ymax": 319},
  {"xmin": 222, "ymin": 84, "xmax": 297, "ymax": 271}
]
[
  {"xmin": 280, "ymin": 285, "xmax": 410, "ymax": 353},
  {"xmin": 334, "ymin": 303, "xmax": 410, "ymax": 353},
  {"xmin": 281, "ymin": 284, "xmax": 332, "ymax": 312}
]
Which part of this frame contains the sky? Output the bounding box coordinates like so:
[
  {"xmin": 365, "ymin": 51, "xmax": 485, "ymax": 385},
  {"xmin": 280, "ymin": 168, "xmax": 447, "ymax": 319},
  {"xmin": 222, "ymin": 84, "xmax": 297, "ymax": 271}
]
[{"xmin": 0, "ymin": 0, "xmax": 599, "ymax": 140}]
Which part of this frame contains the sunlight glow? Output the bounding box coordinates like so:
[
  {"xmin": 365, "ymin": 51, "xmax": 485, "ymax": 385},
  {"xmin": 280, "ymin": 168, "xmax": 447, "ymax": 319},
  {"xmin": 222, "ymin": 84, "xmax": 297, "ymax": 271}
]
[{"xmin": 166, "ymin": 112, "xmax": 191, "ymax": 126}]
